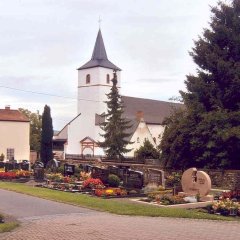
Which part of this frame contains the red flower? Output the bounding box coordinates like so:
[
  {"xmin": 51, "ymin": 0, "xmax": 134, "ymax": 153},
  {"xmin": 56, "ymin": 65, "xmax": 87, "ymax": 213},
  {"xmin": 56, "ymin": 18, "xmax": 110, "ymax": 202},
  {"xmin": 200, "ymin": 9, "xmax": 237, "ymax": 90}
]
[{"xmin": 83, "ymin": 178, "xmax": 104, "ymax": 189}]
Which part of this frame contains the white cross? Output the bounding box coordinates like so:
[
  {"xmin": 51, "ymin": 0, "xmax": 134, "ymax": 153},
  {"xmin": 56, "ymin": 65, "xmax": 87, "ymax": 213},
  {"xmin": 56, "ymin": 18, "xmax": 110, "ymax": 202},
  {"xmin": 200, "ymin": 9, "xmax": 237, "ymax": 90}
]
[{"xmin": 98, "ymin": 16, "xmax": 102, "ymax": 28}]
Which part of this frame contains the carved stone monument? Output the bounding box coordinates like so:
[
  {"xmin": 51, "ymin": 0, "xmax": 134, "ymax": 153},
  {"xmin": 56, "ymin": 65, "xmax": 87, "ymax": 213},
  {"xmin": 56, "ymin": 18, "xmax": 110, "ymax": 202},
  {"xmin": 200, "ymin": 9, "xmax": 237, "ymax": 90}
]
[
  {"xmin": 179, "ymin": 167, "xmax": 213, "ymax": 201},
  {"xmin": 145, "ymin": 168, "xmax": 165, "ymax": 187}
]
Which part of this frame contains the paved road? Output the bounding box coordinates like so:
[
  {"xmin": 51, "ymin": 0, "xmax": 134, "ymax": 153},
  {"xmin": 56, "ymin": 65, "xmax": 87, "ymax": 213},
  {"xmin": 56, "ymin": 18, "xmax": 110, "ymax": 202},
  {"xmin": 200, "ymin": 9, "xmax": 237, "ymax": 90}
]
[{"xmin": 0, "ymin": 189, "xmax": 240, "ymax": 240}]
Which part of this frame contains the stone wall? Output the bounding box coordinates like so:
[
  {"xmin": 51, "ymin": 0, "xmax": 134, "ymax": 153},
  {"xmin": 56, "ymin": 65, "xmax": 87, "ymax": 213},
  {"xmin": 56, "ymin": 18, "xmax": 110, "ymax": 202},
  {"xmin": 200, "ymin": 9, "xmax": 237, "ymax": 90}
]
[
  {"xmin": 166, "ymin": 169, "xmax": 240, "ymax": 190},
  {"xmin": 204, "ymin": 170, "xmax": 240, "ymax": 190}
]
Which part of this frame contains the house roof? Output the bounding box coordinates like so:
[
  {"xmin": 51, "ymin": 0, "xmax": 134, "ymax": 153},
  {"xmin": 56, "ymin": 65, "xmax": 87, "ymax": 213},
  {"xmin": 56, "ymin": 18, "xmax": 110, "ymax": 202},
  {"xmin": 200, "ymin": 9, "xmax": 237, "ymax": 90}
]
[
  {"xmin": 122, "ymin": 96, "xmax": 183, "ymax": 125},
  {"xmin": 0, "ymin": 107, "xmax": 29, "ymax": 122},
  {"xmin": 78, "ymin": 29, "xmax": 121, "ymax": 71},
  {"xmin": 94, "ymin": 96, "xmax": 183, "ymax": 141}
]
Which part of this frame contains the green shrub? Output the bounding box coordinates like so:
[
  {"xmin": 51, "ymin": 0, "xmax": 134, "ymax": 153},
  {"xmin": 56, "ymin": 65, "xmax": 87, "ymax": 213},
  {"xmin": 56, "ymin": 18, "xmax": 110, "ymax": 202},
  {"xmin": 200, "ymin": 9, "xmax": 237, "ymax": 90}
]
[
  {"xmin": 57, "ymin": 165, "xmax": 64, "ymax": 174},
  {"xmin": 108, "ymin": 174, "xmax": 120, "ymax": 187}
]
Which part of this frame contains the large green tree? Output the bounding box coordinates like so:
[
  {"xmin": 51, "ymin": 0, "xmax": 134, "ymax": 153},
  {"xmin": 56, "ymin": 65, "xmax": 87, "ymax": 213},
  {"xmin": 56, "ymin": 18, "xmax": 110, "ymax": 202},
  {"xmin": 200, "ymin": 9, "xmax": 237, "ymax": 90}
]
[
  {"xmin": 160, "ymin": 0, "xmax": 240, "ymax": 170},
  {"xmin": 135, "ymin": 139, "xmax": 160, "ymax": 160},
  {"xmin": 19, "ymin": 108, "xmax": 42, "ymax": 155},
  {"xmin": 40, "ymin": 105, "xmax": 53, "ymax": 167},
  {"xmin": 99, "ymin": 71, "xmax": 132, "ymax": 160}
]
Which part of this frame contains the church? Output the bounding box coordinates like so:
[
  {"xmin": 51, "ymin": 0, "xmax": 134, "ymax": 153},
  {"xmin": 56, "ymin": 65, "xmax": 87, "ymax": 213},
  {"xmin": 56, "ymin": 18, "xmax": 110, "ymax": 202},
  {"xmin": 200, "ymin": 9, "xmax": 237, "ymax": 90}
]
[{"xmin": 53, "ymin": 29, "xmax": 182, "ymax": 158}]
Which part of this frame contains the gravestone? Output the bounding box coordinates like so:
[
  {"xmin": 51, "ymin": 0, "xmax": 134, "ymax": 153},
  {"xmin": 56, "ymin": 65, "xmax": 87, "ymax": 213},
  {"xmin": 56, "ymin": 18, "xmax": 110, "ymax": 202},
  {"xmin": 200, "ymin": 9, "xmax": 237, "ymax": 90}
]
[
  {"xmin": 0, "ymin": 162, "xmax": 4, "ymax": 168},
  {"xmin": 14, "ymin": 163, "xmax": 21, "ymax": 170},
  {"xmin": 46, "ymin": 159, "xmax": 59, "ymax": 172},
  {"xmin": 145, "ymin": 168, "xmax": 165, "ymax": 187},
  {"xmin": 5, "ymin": 163, "xmax": 14, "ymax": 171},
  {"xmin": 34, "ymin": 161, "xmax": 44, "ymax": 182},
  {"xmin": 64, "ymin": 164, "xmax": 75, "ymax": 176},
  {"xmin": 124, "ymin": 169, "xmax": 144, "ymax": 189},
  {"xmin": 81, "ymin": 164, "xmax": 93, "ymax": 173},
  {"xmin": 117, "ymin": 166, "xmax": 130, "ymax": 180},
  {"xmin": 91, "ymin": 166, "xmax": 109, "ymax": 183},
  {"xmin": 20, "ymin": 162, "xmax": 29, "ymax": 171},
  {"xmin": 180, "ymin": 167, "xmax": 213, "ymax": 201},
  {"xmin": 108, "ymin": 166, "xmax": 119, "ymax": 176}
]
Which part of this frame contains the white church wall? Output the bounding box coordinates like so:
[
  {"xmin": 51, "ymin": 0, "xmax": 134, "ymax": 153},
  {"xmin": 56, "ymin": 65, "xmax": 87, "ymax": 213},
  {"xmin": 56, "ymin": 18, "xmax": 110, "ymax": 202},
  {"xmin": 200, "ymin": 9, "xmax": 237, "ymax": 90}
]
[
  {"xmin": 147, "ymin": 124, "xmax": 165, "ymax": 145},
  {"xmin": 125, "ymin": 121, "xmax": 155, "ymax": 157},
  {"xmin": 77, "ymin": 67, "xmax": 121, "ymax": 116},
  {"xmin": 65, "ymin": 114, "xmax": 95, "ymax": 154}
]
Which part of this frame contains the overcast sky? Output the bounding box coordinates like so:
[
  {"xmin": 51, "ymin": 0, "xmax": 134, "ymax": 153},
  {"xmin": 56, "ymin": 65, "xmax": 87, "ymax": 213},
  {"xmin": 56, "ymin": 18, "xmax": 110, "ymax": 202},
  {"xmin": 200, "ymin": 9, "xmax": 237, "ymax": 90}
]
[{"xmin": 0, "ymin": 0, "xmax": 220, "ymax": 130}]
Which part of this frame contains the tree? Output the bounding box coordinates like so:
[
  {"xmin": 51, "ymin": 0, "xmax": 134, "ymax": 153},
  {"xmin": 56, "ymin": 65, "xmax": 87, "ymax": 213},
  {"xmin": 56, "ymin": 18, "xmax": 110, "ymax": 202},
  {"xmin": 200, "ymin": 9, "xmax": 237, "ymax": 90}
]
[
  {"xmin": 99, "ymin": 71, "xmax": 132, "ymax": 160},
  {"xmin": 135, "ymin": 139, "xmax": 159, "ymax": 160},
  {"xmin": 40, "ymin": 105, "xmax": 53, "ymax": 167},
  {"xmin": 19, "ymin": 108, "xmax": 42, "ymax": 156},
  {"xmin": 160, "ymin": 0, "xmax": 240, "ymax": 170}
]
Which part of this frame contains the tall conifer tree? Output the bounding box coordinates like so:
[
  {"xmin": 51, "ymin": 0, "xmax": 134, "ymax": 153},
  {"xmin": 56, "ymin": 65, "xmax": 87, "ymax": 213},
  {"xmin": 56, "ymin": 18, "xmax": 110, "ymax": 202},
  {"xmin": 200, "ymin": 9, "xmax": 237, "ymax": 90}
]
[
  {"xmin": 40, "ymin": 105, "xmax": 53, "ymax": 167},
  {"xmin": 99, "ymin": 71, "xmax": 132, "ymax": 160},
  {"xmin": 160, "ymin": 0, "xmax": 240, "ymax": 169}
]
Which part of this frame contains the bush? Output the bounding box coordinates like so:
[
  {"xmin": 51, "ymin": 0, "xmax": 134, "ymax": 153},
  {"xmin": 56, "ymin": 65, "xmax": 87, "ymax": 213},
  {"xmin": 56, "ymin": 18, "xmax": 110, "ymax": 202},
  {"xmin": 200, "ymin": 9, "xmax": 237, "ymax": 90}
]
[{"xmin": 108, "ymin": 174, "xmax": 120, "ymax": 187}]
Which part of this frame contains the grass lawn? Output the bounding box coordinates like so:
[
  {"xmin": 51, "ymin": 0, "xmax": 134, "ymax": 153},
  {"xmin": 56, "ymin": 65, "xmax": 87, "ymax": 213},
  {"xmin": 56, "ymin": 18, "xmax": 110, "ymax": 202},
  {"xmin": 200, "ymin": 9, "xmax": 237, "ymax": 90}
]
[
  {"xmin": 0, "ymin": 214, "xmax": 19, "ymax": 233},
  {"xmin": 0, "ymin": 182, "xmax": 238, "ymax": 221}
]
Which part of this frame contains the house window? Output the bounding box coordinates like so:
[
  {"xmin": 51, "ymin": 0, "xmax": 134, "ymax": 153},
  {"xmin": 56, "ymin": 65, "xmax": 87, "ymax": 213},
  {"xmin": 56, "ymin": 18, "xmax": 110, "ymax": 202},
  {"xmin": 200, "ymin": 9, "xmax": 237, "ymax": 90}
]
[
  {"xmin": 7, "ymin": 148, "xmax": 14, "ymax": 160},
  {"xmin": 86, "ymin": 74, "xmax": 91, "ymax": 84},
  {"xmin": 106, "ymin": 74, "xmax": 110, "ymax": 84}
]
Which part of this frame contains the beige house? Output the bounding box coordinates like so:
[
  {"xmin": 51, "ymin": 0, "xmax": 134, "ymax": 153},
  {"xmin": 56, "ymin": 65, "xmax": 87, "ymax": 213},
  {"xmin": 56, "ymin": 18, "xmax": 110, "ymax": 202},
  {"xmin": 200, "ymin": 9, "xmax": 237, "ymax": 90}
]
[{"xmin": 0, "ymin": 106, "xmax": 30, "ymax": 161}]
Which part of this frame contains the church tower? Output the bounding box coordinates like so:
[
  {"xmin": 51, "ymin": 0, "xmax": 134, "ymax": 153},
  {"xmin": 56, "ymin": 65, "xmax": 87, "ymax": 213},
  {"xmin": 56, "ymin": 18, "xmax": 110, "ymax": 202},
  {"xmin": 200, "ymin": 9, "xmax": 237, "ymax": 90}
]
[{"xmin": 77, "ymin": 29, "xmax": 121, "ymax": 118}]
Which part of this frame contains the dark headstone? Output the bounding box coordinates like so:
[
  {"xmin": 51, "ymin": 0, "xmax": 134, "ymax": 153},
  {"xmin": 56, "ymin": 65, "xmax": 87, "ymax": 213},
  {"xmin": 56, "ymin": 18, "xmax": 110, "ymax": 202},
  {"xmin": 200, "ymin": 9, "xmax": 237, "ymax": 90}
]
[
  {"xmin": 46, "ymin": 159, "xmax": 59, "ymax": 172},
  {"xmin": 123, "ymin": 169, "xmax": 144, "ymax": 189},
  {"xmin": 64, "ymin": 164, "xmax": 75, "ymax": 176},
  {"xmin": 5, "ymin": 163, "xmax": 14, "ymax": 171},
  {"xmin": 21, "ymin": 163, "xmax": 29, "ymax": 171},
  {"xmin": 34, "ymin": 161, "xmax": 44, "ymax": 182},
  {"xmin": 85, "ymin": 164, "xmax": 93, "ymax": 173},
  {"xmin": 117, "ymin": 166, "xmax": 130, "ymax": 180},
  {"xmin": 91, "ymin": 166, "xmax": 109, "ymax": 183},
  {"xmin": 108, "ymin": 166, "xmax": 119, "ymax": 176},
  {"xmin": 13, "ymin": 163, "xmax": 21, "ymax": 170}
]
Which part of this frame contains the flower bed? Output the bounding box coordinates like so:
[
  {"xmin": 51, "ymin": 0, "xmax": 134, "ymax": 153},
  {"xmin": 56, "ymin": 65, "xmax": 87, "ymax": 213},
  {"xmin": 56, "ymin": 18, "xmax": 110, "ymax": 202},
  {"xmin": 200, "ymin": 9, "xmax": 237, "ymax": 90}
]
[
  {"xmin": 82, "ymin": 178, "xmax": 104, "ymax": 189},
  {"xmin": 207, "ymin": 199, "xmax": 240, "ymax": 217},
  {"xmin": 0, "ymin": 170, "xmax": 31, "ymax": 180},
  {"xmin": 94, "ymin": 188, "xmax": 127, "ymax": 197}
]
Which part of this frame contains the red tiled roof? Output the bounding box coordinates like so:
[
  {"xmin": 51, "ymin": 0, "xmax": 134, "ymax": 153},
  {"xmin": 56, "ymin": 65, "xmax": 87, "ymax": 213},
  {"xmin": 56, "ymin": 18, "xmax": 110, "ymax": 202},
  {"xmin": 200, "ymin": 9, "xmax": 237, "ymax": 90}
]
[{"xmin": 0, "ymin": 108, "xmax": 29, "ymax": 122}]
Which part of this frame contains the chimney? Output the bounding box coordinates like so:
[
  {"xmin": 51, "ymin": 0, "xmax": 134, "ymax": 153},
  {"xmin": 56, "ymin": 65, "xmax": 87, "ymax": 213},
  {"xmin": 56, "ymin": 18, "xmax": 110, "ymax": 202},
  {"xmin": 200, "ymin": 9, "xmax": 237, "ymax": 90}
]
[
  {"xmin": 5, "ymin": 105, "xmax": 10, "ymax": 110},
  {"xmin": 136, "ymin": 111, "xmax": 144, "ymax": 121}
]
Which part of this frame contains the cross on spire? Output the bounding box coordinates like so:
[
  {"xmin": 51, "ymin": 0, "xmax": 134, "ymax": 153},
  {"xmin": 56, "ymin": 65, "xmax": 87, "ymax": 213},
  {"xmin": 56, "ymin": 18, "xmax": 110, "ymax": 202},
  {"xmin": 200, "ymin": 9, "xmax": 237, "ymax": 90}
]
[{"xmin": 98, "ymin": 16, "xmax": 102, "ymax": 29}]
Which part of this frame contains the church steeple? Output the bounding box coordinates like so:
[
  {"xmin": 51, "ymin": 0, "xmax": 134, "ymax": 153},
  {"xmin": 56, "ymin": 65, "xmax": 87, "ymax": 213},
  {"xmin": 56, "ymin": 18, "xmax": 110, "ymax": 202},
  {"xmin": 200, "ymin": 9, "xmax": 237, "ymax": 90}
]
[
  {"xmin": 78, "ymin": 29, "xmax": 121, "ymax": 71},
  {"xmin": 91, "ymin": 30, "xmax": 108, "ymax": 60}
]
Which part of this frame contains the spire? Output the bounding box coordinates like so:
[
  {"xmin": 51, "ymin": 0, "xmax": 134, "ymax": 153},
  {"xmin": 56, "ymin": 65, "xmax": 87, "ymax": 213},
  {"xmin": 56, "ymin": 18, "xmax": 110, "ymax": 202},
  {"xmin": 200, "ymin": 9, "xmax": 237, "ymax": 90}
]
[
  {"xmin": 91, "ymin": 29, "xmax": 108, "ymax": 60},
  {"xmin": 78, "ymin": 29, "xmax": 121, "ymax": 71}
]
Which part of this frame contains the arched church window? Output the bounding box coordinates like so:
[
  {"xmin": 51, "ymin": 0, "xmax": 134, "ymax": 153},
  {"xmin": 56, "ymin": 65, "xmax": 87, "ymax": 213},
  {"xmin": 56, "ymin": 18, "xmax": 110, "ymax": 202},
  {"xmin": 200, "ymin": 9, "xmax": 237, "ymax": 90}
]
[
  {"xmin": 137, "ymin": 137, "xmax": 140, "ymax": 143},
  {"xmin": 86, "ymin": 74, "xmax": 91, "ymax": 84},
  {"xmin": 153, "ymin": 137, "xmax": 156, "ymax": 143},
  {"xmin": 106, "ymin": 74, "xmax": 110, "ymax": 84}
]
